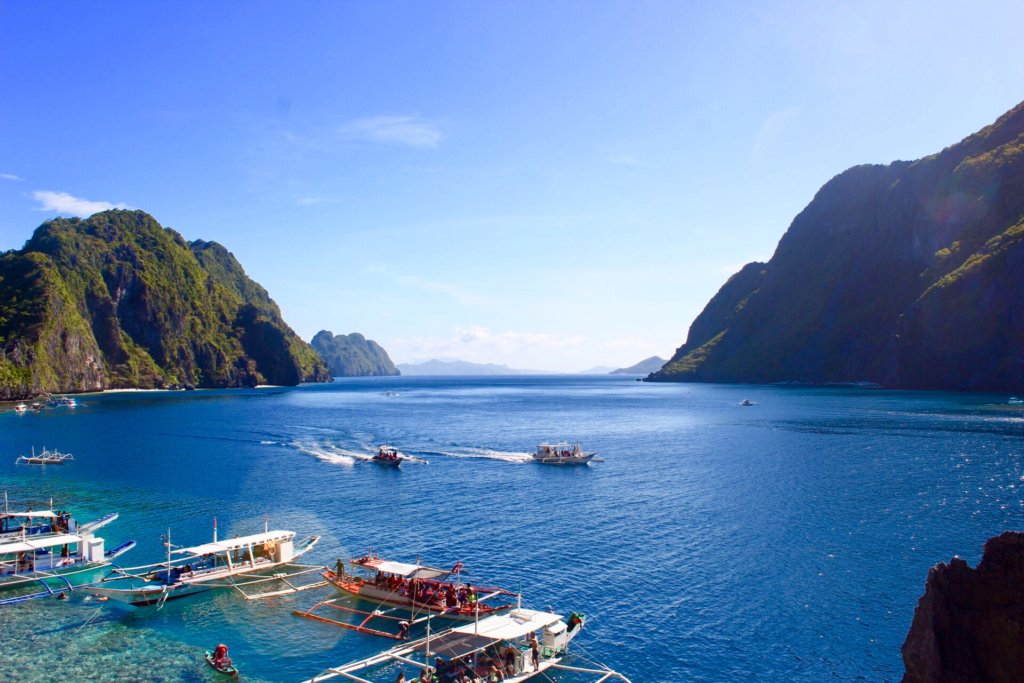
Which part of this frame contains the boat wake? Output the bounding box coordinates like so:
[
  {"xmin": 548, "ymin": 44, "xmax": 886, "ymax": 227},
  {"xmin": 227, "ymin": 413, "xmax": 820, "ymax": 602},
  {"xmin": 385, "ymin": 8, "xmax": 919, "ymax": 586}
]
[
  {"xmin": 290, "ymin": 440, "xmax": 360, "ymax": 467},
  {"xmin": 431, "ymin": 446, "xmax": 533, "ymax": 463}
]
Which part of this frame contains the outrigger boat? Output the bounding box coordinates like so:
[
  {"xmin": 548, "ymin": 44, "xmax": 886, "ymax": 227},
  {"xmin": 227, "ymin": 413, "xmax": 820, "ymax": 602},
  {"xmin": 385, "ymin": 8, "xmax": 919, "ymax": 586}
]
[
  {"xmin": 295, "ymin": 554, "xmax": 516, "ymax": 638},
  {"xmin": 91, "ymin": 520, "xmax": 324, "ymax": 607},
  {"xmin": 0, "ymin": 510, "xmax": 134, "ymax": 605},
  {"xmin": 302, "ymin": 605, "xmax": 632, "ymax": 683},
  {"xmin": 1, "ymin": 493, "xmax": 116, "ymax": 542},
  {"xmin": 15, "ymin": 447, "xmax": 74, "ymax": 465},
  {"xmin": 372, "ymin": 445, "xmax": 404, "ymax": 467},
  {"xmin": 532, "ymin": 442, "xmax": 596, "ymax": 465}
]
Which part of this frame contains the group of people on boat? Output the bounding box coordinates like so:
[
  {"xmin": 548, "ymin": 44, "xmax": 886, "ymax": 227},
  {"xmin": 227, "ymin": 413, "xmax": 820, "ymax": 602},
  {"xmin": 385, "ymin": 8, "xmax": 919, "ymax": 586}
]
[
  {"xmin": 372, "ymin": 571, "xmax": 478, "ymax": 612},
  {"xmin": 394, "ymin": 634, "xmax": 538, "ymax": 683}
]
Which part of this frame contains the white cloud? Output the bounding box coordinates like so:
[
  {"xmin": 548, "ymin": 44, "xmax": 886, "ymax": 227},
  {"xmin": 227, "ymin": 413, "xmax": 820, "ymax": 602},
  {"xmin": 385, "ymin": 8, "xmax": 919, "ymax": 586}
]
[
  {"xmin": 390, "ymin": 326, "xmax": 585, "ymax": 366},
  {"xmin": 1, "ymin": 173, "xmax": 23, "ymax": 181},
  {"xmin": 337, "ymin": 115, "xmax": 443, "ymax": 148},
  {"xmin": 32, "ymin": 190, "xmax": 130, "ymax": 217},
  {"xmin": 751, "ymin": 107, "xmax": 801, "ymax": 162}
]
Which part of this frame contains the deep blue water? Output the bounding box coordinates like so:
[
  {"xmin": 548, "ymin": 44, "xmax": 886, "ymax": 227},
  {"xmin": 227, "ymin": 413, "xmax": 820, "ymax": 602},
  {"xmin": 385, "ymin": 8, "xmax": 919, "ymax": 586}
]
[{"xmin": 1, "ymin": 376, "xmax": 1022, "ymax": 682}]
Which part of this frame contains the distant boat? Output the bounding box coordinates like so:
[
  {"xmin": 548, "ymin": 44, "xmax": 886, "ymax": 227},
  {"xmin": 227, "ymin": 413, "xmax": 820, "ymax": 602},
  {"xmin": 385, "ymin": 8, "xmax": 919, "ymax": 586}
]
[
  {"xmin": 740, "ymin": 399, "xmax": 755, "ymax": 406},
  {"xmin": 15, "ymin": 447, "xmax": 74, "ymax": 466},
  {"xmin": 372, "ymin": 445, "xmax": 404, "ymax": 467},
  {"xmin": 533, "ymin": 442, "xmax": 596, "ymax": 465},
  {"xmin": 1009, "ymin": 397, "xmax": 1023, "ymax": 405},
  {"xmin": 13, "ymin": 404, "xmax": 28, "ymax": 415}
]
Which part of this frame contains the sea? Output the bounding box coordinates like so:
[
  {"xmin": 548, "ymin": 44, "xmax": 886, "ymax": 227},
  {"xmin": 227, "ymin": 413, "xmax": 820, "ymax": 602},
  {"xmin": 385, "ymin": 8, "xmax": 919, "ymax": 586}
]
[{"xmin": 1, "ymin": 375, "xmax": 1022, "ymax": 682}]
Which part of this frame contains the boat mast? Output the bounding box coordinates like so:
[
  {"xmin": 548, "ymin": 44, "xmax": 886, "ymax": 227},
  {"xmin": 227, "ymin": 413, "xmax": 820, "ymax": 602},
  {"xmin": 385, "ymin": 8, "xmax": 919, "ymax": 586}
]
[{"xmin": 213, "ymin": 516, "xmax": 218, "ymax": 543}]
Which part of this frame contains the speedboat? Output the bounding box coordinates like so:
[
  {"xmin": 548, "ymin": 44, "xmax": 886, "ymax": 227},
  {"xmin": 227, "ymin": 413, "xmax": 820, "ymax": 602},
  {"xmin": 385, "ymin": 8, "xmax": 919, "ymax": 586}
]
[
  {"xmin": 372, "ymin": 445, "xmax": 404, "ymax": 467},
  {"xmin": 13, "ymin": 403, "xmax": 28, "ymax": 415},
  {"xmin": 91, "ymin": 523, "xmax": 322, "ymax": 606},
  {"xmin": 532, "ymin": 442, "xmax": 596, "ymax": 465},
  {"xmin": 301, "ymin": 605, "xmax": 632, "ymax": 683},
  {"xmin": 297, "ymin": 554, "xmax": 516, "ymax": 636}
]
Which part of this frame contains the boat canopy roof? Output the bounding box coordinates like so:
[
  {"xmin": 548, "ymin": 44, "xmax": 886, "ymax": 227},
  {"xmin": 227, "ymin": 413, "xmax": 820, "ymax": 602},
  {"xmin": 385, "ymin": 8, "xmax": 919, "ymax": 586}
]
[
  {"xmin": 173, "ymin": 530, "xmax": 295, "ymax": 557},
  {"xmin": 0, "ymin": 532, "xmax": 82, "ymax": 553},
  {"xmin": 451, "ymin": 608, "xmax": 563, "ymax": 641},
  {"xmin": 1, "ymin": 510, "xmax": 57, "ymax": 519},
  {"xmin": 356, "ymin": 557, "xmax": 449, "ymax": 579}
]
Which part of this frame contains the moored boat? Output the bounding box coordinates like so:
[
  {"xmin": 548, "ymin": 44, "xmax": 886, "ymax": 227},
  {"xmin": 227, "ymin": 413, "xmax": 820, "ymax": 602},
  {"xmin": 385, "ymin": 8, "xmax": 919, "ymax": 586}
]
[
  {"xmin": 296, "ymin": 554, "xmax": 517, "ymax": 637},
  {"xmin": 372, "ymin": 445, "xmax": 404, "ymax": 467},
  {"xmin": 13, "ymin": 403, "xmax": 28, "ymax": 415},
  {"xmin": 532, "ymin": 442, "xmax": 596, "ymax": 465},
  {"xmin": 301, "ymin": 606, "xmax": 631, "ymax": 683},
  {"xmin": 91, "ymin": 522, "xmax": 324, "ymax": 607},
  {"xmin": 0, "ymin": 510, "xmax": 135, "ymax": 604},
  {"xmin": 15, "ymin": 447, "xmax": 74, "ymax": 465}
]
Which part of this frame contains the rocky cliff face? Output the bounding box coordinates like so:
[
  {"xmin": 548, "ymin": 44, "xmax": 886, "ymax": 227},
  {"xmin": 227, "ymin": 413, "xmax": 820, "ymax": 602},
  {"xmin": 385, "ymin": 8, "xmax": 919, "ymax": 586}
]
[
  {"xmin": 0, "ymin": 210, "xmax": 329, "ymax": 398},
  {"xmin": 651, "ymin": 100, "xmax": 1024, "ymax": 390},
  {"xmin": 311, "ymin": 330, "xmax": 399, "ymax": 377},
  {"xmin": 902, "ymin": 532, "xmax": 1024, "ymax": 682}
]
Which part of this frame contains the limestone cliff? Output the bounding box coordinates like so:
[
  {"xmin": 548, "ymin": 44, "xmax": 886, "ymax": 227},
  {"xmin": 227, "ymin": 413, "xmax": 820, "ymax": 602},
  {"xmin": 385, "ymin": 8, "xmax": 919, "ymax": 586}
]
[
  {"xmin": 310, "ymin": 330, "xmax": 399, "ymax": 377},
  {"xmin": 902, "ymin": 532, "xmax": 1024, "ymax": 682},
  {"xmin": 0, "ymin": 210, "xmax": 329, "ymax": 398},
  {"xmin": 652, "ymin": 100, "xmax": 1024, "ymax": 390}
]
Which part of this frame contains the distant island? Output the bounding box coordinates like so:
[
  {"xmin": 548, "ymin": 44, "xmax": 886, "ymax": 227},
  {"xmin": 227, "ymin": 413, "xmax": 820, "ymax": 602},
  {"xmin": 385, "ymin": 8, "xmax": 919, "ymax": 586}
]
[
  {"xmin": 0, "ymin": 210, "xmax": 330, "ymax": 399},
  {"xmin": 311, "ymin": 330, "xmax": 399, "ymax": 377},
  {"xmin": 396, "ymin": 359, "xmax": 554, "ymax": 376},
  {"xmin": 650, "ymin": 99, "xmax": 1024, "ymax": 392},
  {"xmin": 611, "ymin": 356, "xmax": 666, "ymax": 375}
]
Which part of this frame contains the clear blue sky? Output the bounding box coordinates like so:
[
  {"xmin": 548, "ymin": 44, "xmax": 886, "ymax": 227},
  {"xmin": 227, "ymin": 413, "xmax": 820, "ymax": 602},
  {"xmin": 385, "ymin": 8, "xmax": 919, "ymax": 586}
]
[{"xmin": 2, "ymin": 1, "xmax": 1022, "ymax": 371}]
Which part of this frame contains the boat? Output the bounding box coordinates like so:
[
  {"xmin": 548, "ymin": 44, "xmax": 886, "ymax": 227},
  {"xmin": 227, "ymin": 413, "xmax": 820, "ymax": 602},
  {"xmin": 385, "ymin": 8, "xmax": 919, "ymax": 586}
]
[
  {"xmin": 1, "ymin": 494, "xmax": 117, "ymax": 542},
  {"xmin": 15, "ymin": 447, "xmax": 74, "ymax": 465},
  {"xmin": 296, "ymin": 554, "xmax": 516, "ymax": 637},
  {"xmin": 301, "ymin": 605, "xmax": 632, "ymax": 683},
  {"xmin": 205, "ymin": 649, "xmax": 239, "ymax": 677},
  {"xmin": 740, "ymin": 399, "xmax": 754, "ymax": 406},
  {"xmin": 372, "ymin": 445, "xmax": 404, "ymax": 467},
  {"xmin": 91, "ymin": 522, "xmax": 324, "ymax": 607},
  {"xmin": 13, "ymin": 403, "xmax": 28, "ymax": 415},
  {"xmin": 532, "ymin": 442, "xmax": 596, "ymax": 465},
  {"xmin": 50, "ymin": 396, "xmax": 77, "ymax": 408},
  {"xmin": 0, "ymin": 511, "xmax": 135, "ymax": 604}
]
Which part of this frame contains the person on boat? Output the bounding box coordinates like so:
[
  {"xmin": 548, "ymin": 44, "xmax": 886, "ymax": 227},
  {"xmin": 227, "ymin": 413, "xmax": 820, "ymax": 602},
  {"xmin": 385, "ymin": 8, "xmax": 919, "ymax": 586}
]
[
  {"xmin": 502, "ymin": 643, "xmax": 517, "ymax": 676},
  {"xmin": 527, "ymin": 631, "xmax": 540, "ymax": 671},
  {"xmin": 466, "ymin": 584, "xmax": 477, "ymax": 610},
  {"xmin": 394, "ymin": 672, "xmax": 406, "ymax": 683},
  {"xmin": 212, "ymin": 643, "xmax": 232, "ymax": 669},
  {"xmin": 397, "ymin": 620, "xmax": 410, "ymax": 639}
]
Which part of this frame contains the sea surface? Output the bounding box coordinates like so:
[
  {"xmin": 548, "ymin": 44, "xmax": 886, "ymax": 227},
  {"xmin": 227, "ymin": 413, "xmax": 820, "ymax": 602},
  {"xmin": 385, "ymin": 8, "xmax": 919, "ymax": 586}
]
[{"xmin": 1, "ymin": 376, "xmax": 1022, "ymax": 682}]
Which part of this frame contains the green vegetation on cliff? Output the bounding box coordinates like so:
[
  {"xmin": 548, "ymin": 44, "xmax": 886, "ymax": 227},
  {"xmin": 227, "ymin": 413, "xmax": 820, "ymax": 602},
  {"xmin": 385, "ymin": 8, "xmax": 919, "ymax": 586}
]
[
  {"xmin": 310, "ymin": 330, "xmax": 399, "ymax": 377},
  {"xmin": 0, "ymin": 210, "xmax": 329, "ymax": 399},
  {"xmin": 651, "ymin": 100, "xmax": 1024, "ymax": 391}
]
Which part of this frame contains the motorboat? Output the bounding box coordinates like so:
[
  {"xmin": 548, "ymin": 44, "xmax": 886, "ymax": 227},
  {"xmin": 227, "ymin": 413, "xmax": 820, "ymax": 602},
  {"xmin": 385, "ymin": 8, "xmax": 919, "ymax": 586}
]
[
  {"xmin": 532, "ymin": 443, "xmax": 596, "ymax": 465},
  {"xmin": 372, "ymin": 445, "xmax": 404, "ymax": 467}
]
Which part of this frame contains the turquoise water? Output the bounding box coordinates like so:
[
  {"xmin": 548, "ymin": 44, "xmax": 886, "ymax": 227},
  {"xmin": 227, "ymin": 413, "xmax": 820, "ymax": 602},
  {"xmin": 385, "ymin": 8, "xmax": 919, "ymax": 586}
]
[{"xmin": 1, "ymin": 377, "xmax": 1022, "ymax": 681}]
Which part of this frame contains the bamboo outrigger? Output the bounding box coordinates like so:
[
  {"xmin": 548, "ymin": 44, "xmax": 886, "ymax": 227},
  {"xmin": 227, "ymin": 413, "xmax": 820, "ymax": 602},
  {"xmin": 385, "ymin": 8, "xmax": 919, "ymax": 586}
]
[{"xmin": 301, "ymin": 604, "xmax": 633, "ymax": 683}]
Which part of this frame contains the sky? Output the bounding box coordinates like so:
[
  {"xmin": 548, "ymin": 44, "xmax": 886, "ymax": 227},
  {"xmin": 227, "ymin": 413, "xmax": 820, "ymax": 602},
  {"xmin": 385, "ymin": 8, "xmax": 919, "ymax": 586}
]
[{"xmin": 2, "ymin": 1, "xmax": 1023, "ymax": 372}]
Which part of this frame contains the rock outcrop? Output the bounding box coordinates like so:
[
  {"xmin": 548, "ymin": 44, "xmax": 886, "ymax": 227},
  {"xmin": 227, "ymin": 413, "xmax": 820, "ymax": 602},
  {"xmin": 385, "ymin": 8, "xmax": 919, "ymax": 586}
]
[
  {"xmin": 0, "ymin": 210, "xmax": 329, "ymax": 398},
  {"xmin": 310, "ymin": 330, "xmax": 399, "ymax": 377},
  {"xmin": 651, "ymin": 100, "xmax": 1024, "ymax": 391},
  {"xmin": 902, "ymin": 531, "xmax": 1024, "ymax": 682}
]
